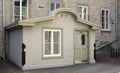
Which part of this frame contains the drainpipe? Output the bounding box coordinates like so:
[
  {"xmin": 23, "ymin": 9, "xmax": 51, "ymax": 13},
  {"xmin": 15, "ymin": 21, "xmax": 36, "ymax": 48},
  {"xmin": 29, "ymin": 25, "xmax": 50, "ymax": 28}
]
[
  {"xmin": 115, "ymin": 0, "xmax": 118, "ymax": 49},
  {"xmin": 2, "ymin": 0, "xmax": 5, "ymax": 59}
]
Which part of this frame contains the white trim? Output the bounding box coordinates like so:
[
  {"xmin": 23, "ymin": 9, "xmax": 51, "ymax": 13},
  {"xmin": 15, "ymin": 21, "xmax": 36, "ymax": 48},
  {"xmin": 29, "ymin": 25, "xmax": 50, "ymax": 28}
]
[
  {"xmin": 27, "ymin": 0, "xmax": 29, "ymax": 20},
  {"xmin": 43, "ymin": 29, "xmax": 62, "ymax": 57},
  {"xmin": 20, "ymin": 0, "xmax": 22, "ymax": 20}
]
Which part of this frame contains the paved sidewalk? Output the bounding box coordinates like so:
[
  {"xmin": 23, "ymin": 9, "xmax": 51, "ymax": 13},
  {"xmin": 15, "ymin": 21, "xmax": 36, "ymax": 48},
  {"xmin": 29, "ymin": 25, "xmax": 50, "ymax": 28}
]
[{"xmin": 0, "ymin": 58, "xmax": 120, "ymax": 73}]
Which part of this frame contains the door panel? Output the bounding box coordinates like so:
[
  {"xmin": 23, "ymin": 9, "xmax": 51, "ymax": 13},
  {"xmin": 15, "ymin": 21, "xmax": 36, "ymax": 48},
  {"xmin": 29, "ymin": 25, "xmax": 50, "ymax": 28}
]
[{"xmin": 74, "ymin": 31, "xmax": 88, "ymax": 64}]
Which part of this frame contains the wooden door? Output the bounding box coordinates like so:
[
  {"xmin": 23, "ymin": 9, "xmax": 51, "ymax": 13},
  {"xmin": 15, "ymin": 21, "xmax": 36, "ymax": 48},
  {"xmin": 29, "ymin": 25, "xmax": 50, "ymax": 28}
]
[{"xmin": 74, "ymin": 31, "xmax": 88, "ymax": 64}]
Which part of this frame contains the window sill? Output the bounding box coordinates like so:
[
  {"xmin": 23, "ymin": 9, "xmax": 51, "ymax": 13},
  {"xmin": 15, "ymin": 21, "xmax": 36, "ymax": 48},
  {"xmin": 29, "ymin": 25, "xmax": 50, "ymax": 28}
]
[
  {"xmin": 101, "ymin": 29, "xmax": 111, "ymax": 32},
  {"xmin": 42, "ymin": 56, "xmax": 63, "ymax": 60}
]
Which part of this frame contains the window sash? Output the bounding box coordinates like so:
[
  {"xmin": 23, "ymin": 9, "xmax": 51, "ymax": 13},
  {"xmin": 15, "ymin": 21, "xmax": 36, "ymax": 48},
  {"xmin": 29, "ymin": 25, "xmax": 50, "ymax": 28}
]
[
  {"xmin": 102, "ymin": 9, "xmax": 110, "ymax": 30},
  {"xmin": 43, "ymin": 29, "xmax": 61, "ymax": 57},
  {"xmin": 14, "ymin": 0, "xmax": 28, "ymax": 21},
  {"xmin": 78, "ymin": 6, "xmax": 88, "ymax": 20},
  {"xmin": 50, "ymin": 2, "xmax": 61, "ymax": 11}
]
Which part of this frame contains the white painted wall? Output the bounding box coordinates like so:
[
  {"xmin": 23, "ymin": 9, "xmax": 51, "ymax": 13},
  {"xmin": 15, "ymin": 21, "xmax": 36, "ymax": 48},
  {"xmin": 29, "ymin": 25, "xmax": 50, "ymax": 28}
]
[{"xmin": 9, "ymin": 28, "xmax": 23, "ymax": 68}]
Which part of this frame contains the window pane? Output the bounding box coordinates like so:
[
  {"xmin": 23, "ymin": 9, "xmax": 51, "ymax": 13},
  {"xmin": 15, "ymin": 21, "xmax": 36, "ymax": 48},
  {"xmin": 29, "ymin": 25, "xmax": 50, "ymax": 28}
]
[
  {"xmin": 54, "ymin": 44, "xmax": 59, "ymax": 54},
  {"xmin": 22, "ymin": 0, "xmax": 27, "ymax": 7},
  {"xmin": 15, "ymin": 16, "xmax": 20, "ymax": 21},
  {"xmin": 53, "ymin": 31, "xmax": 60, "ymax": 54},
  {"xmin": 78, "ymin": 7, "xmax": 82, "ymax": 13},
  {"xmin": 15, "ymin": 1, "xmax": 20, "ymax": 6},
  {"xmin": 106, "ymin": 10, "xmax": 108, "ymax": 17},
  {"xmin": 83, "ymin": 8, "xmax": 87, "ymax": 20},
  {"xmin": 22, "ymin": 7, "xmax": 27, "ymax": 16},
  {"xmin": 14, "ymin": 6, "xmax": 20, "ymax": 16},
  {"xmin": 102, "ymin": 10, "xmax": 105, "ymax": 29},
  {"xmin": 54, "ymin": 31, "xmax": 60, "ymax": 42},
  {"xmin": 102, "ymin": 22, "xmax": 105, "ymax": 29},
  {"xmin": 102, "ymin": 10, "xmax": 105, "ymax": 17},
  {"xmin": 22, "ymin": 16, "xmax": 27, "ymax": 20},
  {"xmin": 56, "ymin": 3, "xmax": 60, "ymax": 9},
  {"xmin": 45, "ymin": 31, "xmax": 51, "ymax": 55},
  {"xmin": 82, "ymin": 34, "xmax": 85, "ymax": 45},
  {"xmin": 45, "ymin": 44, "xmax": 51, "ymax": 55},
  {"xmin": 14, "ymin": 0, "xmax": 20, "ymax": 21},
  {"xmin": 102, "ymin": 16, "xmax": 105, "ymax": 29},
  {"xmin": 106, "ymin": 16, "xmax": 109, "ymax": 29},
  {"xmin": 51, "ymin": 3, "xmax": 54, "ymax": 11},
  {"xmin": 22, "ymin": 0, "xmax": 27, "ymax": 20},
  {"xmin": 106, "ymin": 10, "xmax": 109, "ymax": 29}
]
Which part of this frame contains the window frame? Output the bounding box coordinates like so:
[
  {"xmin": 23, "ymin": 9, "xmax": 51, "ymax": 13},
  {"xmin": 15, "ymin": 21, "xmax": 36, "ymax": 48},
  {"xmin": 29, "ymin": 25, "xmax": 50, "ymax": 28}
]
[
  {"xmin": 78, "ymin": 5, "xmax": 88, "ymax": 20},
  {"xmin": 13, "ymin": 0, "xmax": 29, "ymax": 22},
  {"xmin": 43, "ymin": 29, "xmax": 62, "ymax": 57},
  {"xmin": 101, "ymin": 9, "xmax": 110, "ymax": 31},
  {"xmin": 50, "ymin": 2, "xmax": 61, "ymax": 11}
]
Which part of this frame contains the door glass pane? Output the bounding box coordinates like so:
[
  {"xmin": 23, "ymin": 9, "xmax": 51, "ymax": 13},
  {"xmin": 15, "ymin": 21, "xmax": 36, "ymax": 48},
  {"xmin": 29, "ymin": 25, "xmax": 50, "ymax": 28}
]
[
  {"xmin": 53, "ymin": 31, "xmax": 60, "ymax": 54},
  {"xmin": 45, "ymin": 31, "xmax": 51, "ymax": 55},
  {"xmin": 77, "ymin": 32, "xmax": 86, "ymax": 46},
  {"xmin": 77, "ymin": 34, "xmax": 82, "ymax": 45},
  {"xmin": 82, "ymin": 34, "xmax": 85, "ymax": 45}
]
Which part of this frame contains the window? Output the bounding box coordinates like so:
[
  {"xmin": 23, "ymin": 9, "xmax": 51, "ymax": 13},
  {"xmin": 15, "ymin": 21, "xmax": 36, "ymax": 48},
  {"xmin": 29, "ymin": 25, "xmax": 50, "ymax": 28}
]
[
  {"xmin": 14, "ymin": 0, "xmax": 28, "ymax": 22},
  {"xmin": 50, "ymin": 2, "xmax": 61, "ymax": 11},
  {"xmin": 102, "ymin": 9, "xmax": 110, "ymax": 30},
  {"xmin": 78, "ymin": 6, "xmax": 88, "ymax": 20},
  {"xmin": 43, "ymin": 29, "xmax": 62, "ymax": 57}
]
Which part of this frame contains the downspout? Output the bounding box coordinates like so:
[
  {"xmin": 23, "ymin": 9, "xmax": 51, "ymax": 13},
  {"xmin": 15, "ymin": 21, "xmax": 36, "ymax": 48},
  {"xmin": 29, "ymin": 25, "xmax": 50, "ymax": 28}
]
[
  {"xmin": 115, "ymin": 0, "xmax": 118, "ymax": 49},
  {"xmin": 2, "ymin": 0, "xmax": 5, "ymax": 59}
]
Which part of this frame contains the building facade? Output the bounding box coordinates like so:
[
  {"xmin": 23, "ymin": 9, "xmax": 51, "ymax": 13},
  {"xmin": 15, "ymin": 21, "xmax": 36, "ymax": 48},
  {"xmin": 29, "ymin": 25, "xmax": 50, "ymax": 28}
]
[{"xmin": 1, "ymin": 0, "xmax": 116, "ymax": 58}]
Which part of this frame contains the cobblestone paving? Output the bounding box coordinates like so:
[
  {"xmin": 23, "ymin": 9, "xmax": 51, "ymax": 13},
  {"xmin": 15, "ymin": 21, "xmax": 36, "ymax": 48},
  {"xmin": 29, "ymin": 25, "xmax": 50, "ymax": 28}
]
[{"xmin": 0, "ymin": 57, "xmax": 120, "ymax": 73}]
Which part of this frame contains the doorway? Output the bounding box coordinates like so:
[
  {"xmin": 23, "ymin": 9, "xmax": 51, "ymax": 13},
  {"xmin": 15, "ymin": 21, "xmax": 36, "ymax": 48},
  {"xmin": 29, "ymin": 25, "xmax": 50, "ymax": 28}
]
[{"xmin": 74, "ymin": 30, "xmax": 88, "ymax": 64}]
